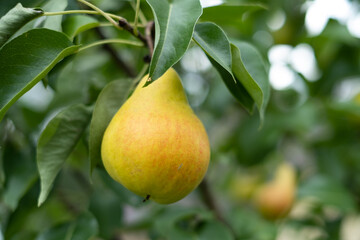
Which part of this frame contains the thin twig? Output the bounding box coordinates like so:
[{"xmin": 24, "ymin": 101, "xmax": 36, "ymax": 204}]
[
  {"xmin": 77, "ymin": 0, "xmax": 152, "ymax": 62},
  {"xmin": 133, "ymin": 0, "xmax": 141, "ymax": 35},
  {"xmin": 44, "ymin": 9, "xmax": 123, "ymax": 21},
  {"xmin": 118, "ymin": 18, "xmax": 147, "ymax": 46},
  {"xmin": 145, "ymin": 21, "xmax": 155, "ymax": 58},
  {"xmin": 94, "ymin": 28, "xmax": 137, "ymax": 78},
  {"xmin": 78, "ymin": 38, "xmax": 143, "ymax": 52},
  {"xmin": 130, "ymin": 1, "xmax": 147, "ymax": 25},
  {"xmin": 78, "ymin": 0, "xmax": 121, "ymax": 30},
  {"xmin": 199, "ymin": 179, "xmax": 236, "ymax": 236}
]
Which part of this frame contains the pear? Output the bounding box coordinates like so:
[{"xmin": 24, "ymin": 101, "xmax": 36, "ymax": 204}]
[
  {"xmin": 230, "ymin": 172, "xmax": 261, "ymax": 201},
  {"xmin": 254, "ymin": 163, "xmax": 296, "ymax": 220},
  {"xmin": 101, "ymin": 68, "xmax": 210, "ymax": 204}
]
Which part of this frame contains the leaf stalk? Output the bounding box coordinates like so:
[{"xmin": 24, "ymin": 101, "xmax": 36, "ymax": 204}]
[{"xmin": 78, "ymin": 39, "xmax": 144, "ymax": 52}]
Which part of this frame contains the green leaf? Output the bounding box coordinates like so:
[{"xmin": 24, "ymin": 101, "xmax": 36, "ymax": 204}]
[
  {"xmin": 328, "ymin": 100, "xmax": 360, "ymax": 120},
  {"xmin": 95, "ymin": 168, "xmax": 143, "ymax": 206},
  {"xmin": 0, "ymin": 150, "xmax": 4, "ymax": 189},
  {"xmin": 3, "ymin": 166, "xmax": 37, "ymax": 211},
  {"xmin": 321, "ymin": 19, "xmax": 359, "ymax": 46},
  {"xmin": 8, "ymin": 231, "xmax": 37, "ymax": 240},
  {"xmin": 200, "ymin": 3, "xmax": 266, "ymax": 25},
  {"xmin": 62, "ymin": 15, "xmax": 99, "ymax": 40},
  {"xmin": 71, "ymin": 212, "xmax": 99, "ymax": 240},
  {"xmin": 193, "ymin": 23, "xmax": 270, "ymax": 120},
  {"xmin": 36, "ymin": 223, "xmax": 70, "ymax": 240},
  {"xmin": 89, "ymin": 175, "xmax": 124, "ymax": 238},
  {"xmin": 209, "ymin": 59, "xmax": 255, "ymax": 112},
  {"xmin": 145, "ymin": 0, "xmax": 202, "ymax": 84},
  {"xmin": 36, "ymin": 212, "xmax": 98, "ymax": 240},
  {"xmin": 53, "ymin": 168, "xmax": 93, "ymax": 214},
  {"xmin": 199, "ymin": 221, "xmax": 234, "ymax": 240},
  {"xmin": 42, "ymin": 0, "xmax": 68, "ymax": 31},
  {"xmin": 0, "ymin": 121, "xmax": 6, "ymax": 188},
  {"xmin": 46, "ymin": 55, "xmax": 75, "ymax": 90},
  {"xmin": 0, "ymin": 0, "xmax": 43, "ymax": 17},
  {"xmin": 193, "ymin": 23, "xmax": 232, "ymax": 76},
  {"xmin": 0, "ymin": 28, "xmax": 79, "ymax": 122},
  {"xmin": 37, "ymin": 104, "xmax": 92, "ymax": 206},
  {"xmin": 155, "ymin": 208, "xmax": 213, "ymax": 240},
  {"xmin": 231, "ymin": 41, "xmax": 270, "ymax": 123},
  {"xmin": 228, "ymin": 208, "xmax": 276, "ymax": 239},
  {"xmin": 298, "ymin": 175, "xmax": 356, "ymax": 213},
  {"xmin": 193, "ymin": 22, "xmax": 254, "ymax": 112},
  {"xmin": 2, "ymin": 142, "xmax": 37, "ymax": 211},
  {"xmin": 0, "ymin": 3, "xmax": 43, "ymax": 47},
  {"xmin": 89, "ymin": 79, "xmax": 132, "ymax": 174}
]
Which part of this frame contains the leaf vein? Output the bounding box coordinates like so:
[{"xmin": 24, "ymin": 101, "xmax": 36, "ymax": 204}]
[{"xmin": 151, "ymin": 3, "xmax": 173, "ymax": 76}]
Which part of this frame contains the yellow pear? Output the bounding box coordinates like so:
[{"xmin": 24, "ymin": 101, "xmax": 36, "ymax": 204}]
[
  {"xmin": 254, "ymin": 163, "xmax": 296, "ymax": 220},
  {"xmin": 101, "ymin": 68, "xmax": 210, "ymax": 204},
  {"xmin": 230, "ymin": 172, "xmax": 261, "ymax": 201}
]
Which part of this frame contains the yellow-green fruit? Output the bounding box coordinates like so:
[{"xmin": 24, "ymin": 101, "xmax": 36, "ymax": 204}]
[
  {"xmin": 101, "ymin": 68, "xmax": 210, "ymax": 204},
  {"xmin": 254, "ymin": 163, "xmax": 296, "ymax": 220},
  {"xmin": 354, "ymin": 93, "xmax": 360, "ymax": 103},
  {"xmin": 230, "ymin": 173, "xmax": 261, "ymax": 201}
]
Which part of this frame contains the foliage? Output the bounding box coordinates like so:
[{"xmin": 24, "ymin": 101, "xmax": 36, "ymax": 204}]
[{"xmin": 0, "ymin": 0, "xmax": 360, "ymax": 239}]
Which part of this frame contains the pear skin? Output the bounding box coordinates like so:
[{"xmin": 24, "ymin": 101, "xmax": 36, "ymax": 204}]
[
  {"xmin": 254, "ymin": 163, "xmax": 296, "ymax": 220},
  {"xmin": 101, "ymin": 68, "xmax": 210, "ymax": 204}
]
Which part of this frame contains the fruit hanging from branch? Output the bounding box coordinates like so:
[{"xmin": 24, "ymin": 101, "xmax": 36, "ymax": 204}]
[
  {"xmin": 101, "ymin": 68, "xmax": 210, "ymax": 204},
  {"xmin": 254, "ymin": 163, "xmax": 297, "ymax": 220}
]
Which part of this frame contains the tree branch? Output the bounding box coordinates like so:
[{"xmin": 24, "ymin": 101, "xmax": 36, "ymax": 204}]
[
  {"xmin": 145, "ymin": 21, "xmax": 155, "ymax": 58},
  {"xmin": 77, "ymin": 0, "xmax": 154, "ymax": 63},
  {"xmin": 94, "ymin": 28, "xmax": 136, "ymax": 78},
  {"xmin": 78, "ymin": 0, "xmax": 152, "ymax": 64},
  {"xmin": 199, "ymin": 178, "xmax": 236, "ymax": 236},
  {"xmin": 118, "ymin": 18, "xmax": 147, "ymax": 46},
  {"xmin": 118, "ymin": 19, "xmax": 155, "ymax": 62}
]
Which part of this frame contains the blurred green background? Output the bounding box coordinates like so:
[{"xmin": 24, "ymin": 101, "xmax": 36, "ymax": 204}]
[{"xmin": 1, "ymin": 0, "xmax": 360, "ymax": 239}]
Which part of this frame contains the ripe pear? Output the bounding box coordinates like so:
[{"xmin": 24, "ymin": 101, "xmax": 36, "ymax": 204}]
[
  {"xmin": 101, "ymin": 68, "xmax": 210, "ymax": 204},
  {"xmin": 254, "ymin": 163, "xmax": 296, "ymax": 220}
]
